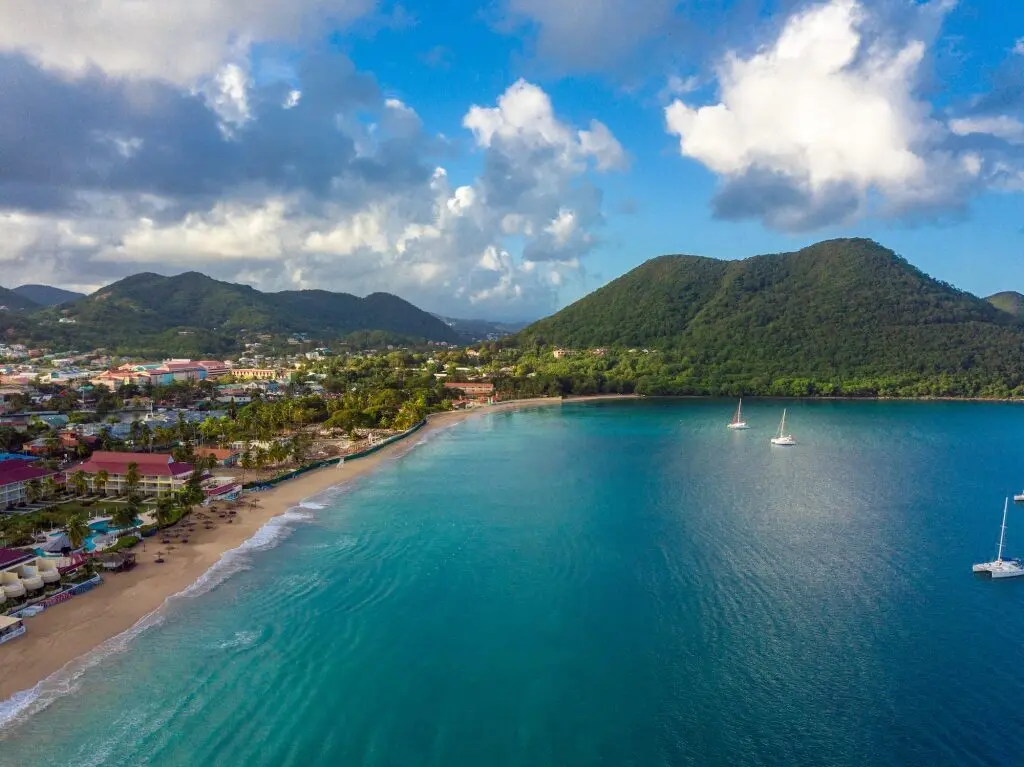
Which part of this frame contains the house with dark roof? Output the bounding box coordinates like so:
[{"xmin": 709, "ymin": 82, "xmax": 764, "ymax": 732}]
[
  {"xmin": 74, "ymin": 451, "xmax": 194, "ymax": 496},
  {"xmin": 0, "ymin": 460, "xmax": 61, "ymax": 509}
]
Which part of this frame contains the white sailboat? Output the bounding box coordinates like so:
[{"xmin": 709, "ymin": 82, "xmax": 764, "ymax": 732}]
[
  {"xmin": 727, "ymin": 398, "xmax": 749, "ymax": 430},
  {"xmin": 973, "ymin": 498, "xmax": 1024, "ymax": 578},
  {"xmin": 770, "ymin": 408, "xmax": 796, "ymax": 446},
  {"xmin": 1014, "ymin": 491, "xmax": 1024, "ymax": 503}
]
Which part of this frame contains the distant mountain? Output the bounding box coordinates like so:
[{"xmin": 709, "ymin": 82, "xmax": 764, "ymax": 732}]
[
  {"xmin": 517, "ymin": 238, "xmax": 1024, "ymax": 380},
  {"xmin": 0, "ymin": 285, "xmax": 40, "ymax": 312},
  {"xmin": 9, "ymin": 271, "xmax": 460, "ymax": 354},
  {"xmin": 434, "ymin": 315, "xmax": 528, "ymax": 342},
  {"xmin": 13, "ymin": 284, "xmax": 85, "ymax": 306},
  {"xmin": 986, "ymin": 291, "xmax": 1024, "ymax": 318}
]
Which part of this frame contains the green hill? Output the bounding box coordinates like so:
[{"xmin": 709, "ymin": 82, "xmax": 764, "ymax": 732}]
[
  {"xmin": 517, "ymin": 239, "xmax": 1024, "ymax": 384},
  {"xmin": 8, "ymin": 272, "xmax": 460, "ymax": 354},
  {"xmin": 0, "ymin": 285, "xmax": 41, "ymax": 312},
  {"xmin": 12, "ymin": 284, "xmax": 85, "ymax": 306},
  {"xmin": 986, "ymin": 291, "xmax": 1024, "ymax": 318}
]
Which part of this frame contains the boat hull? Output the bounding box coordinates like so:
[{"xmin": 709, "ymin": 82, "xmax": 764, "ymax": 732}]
[
  {"xmin": 973, "ymin": 560, "xmax": 1024, "ymax": 577},
  {"xmin": 727, "ymin": 422, "xmax": 749, "ymax": 430},
  {"xmin": 770, "ymin": 437, "xmax": 796, "ymax": 446}
]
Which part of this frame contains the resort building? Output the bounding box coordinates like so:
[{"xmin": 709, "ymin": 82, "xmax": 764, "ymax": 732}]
[
  {"xmin": 74, "ymin": 452, "xmax": 194, "ymax": 496},
  {"xmin": 0, "ymin": 460, "xmax": 62, "ymax": 509},
  {"xmin": 443, "ymin": 381, "xmax": 496, "ymax": 404},
  {"xmin": 0, "ymin": 547, "xmax": 64, "ymax": 608}
]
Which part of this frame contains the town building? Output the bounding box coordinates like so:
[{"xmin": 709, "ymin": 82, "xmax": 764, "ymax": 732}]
[
  {"xmin": 74, "ymin": 452, "xmax": 194, "ymax": 496},
  {"xmin": 0, "ymin": 460, "xmax": 62, "ymax": 509},
  {"xmin": 91, "ymin": 360, "xmax": 230, "ymax": 389},
  {"xmin": 232, "ymin": 368, "xmax": 278, "ymax": 380},
  {"xmin": 196, "ymin": 447, "xmax": 241, "ymax": 467}
]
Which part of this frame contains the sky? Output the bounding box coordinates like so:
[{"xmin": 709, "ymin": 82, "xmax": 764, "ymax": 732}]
[{"xmin": 0, "ymin": 0, "xmax": 1021, "ymax": 321}]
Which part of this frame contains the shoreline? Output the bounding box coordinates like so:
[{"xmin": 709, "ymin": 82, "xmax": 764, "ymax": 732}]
[{"xmin": 0, "ymin": 395, "xmax": 631, "ymax": 713}]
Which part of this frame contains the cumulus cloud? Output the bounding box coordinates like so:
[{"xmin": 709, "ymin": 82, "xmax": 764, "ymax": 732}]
[
  {"xmin": 950, "ymin": 116, "xmax": 1024, "ymax": 145},
  {"xmin": 1015, "ymin": 38, "xmax": 1024, "ymax": 56},
  {"xmin": 0, "ymin": 0, "xmax": 376, "ymax": 84},
  {"xmin": 0, "ymin": 67, "xmax": 622, "ymax": 319},
  {"xmin": 664, "ymin": 0, "xmax": 992, "ymax": 230}
]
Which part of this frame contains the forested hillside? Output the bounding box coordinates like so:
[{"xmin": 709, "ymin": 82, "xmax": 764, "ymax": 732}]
[
  {"xmin": 0, "ymin": 272, "xmax": 461, "ymax": 354},
  {"xmin": 507, "ymin": 239, "xmax": 1024, "ymax": 397}
]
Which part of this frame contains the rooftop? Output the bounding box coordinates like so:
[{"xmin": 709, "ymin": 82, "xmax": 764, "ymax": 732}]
[{"xmin": 0, "ymin": 460, "xmax": 58, "ymax": 488}]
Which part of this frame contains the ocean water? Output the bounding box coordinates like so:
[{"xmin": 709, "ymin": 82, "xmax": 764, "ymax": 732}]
[{"xmin": 3, "ymin": 399, "xmax": 1024, "ymax": 766}]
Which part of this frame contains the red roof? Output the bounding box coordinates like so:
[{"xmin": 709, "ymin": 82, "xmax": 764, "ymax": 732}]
[
  {"xmin": 77, "ymin": 452, "xmax": 194, "ymax": 477},
  {"xmin": 0, "ymin": 547, "xmax": 33, "ymax": 569},
  {"xmin": 0, "ymin": 460, "xmax": 58, "ymax": 488}
]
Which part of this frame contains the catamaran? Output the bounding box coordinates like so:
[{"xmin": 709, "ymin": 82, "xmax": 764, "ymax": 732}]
[
  {"xmin": 727, "ymin": 398, "xmax": 749, "ymax": 430},
  {"xmin": 770, "ymin": 409, "xmax": 796, "ymax": 446},
  {"xmin": 973, "ymin": 498, "xmax": 1024, "ymax": 578}
]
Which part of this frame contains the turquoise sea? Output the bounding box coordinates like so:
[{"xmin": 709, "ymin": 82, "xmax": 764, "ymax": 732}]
[{"xmin": 3, "ymin": 400, "xmax": 1024, "ymax": 766}]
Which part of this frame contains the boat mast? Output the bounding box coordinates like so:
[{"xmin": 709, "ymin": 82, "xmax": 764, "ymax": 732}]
[
  {"xmin": 736, "ymin": 398, "xmax": 742, "ymax": 423},
  {"xmin": 998, "ymin": 497, "xmax": 1009, "ymax": 562},
  {"xmin": 779, "ymin": 409, "xmax": 786, "ymax": 437}
]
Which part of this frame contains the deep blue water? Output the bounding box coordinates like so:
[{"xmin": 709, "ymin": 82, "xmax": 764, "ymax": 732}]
[{"xmin": 3, "ymin": 400, "xmax": 1024, "ymax": 766}]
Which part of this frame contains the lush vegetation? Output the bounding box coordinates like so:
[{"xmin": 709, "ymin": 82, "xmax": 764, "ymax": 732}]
[
  {"xmin": 511, "ymin": 239, "xmax": 1024, "ymax": 396},
  {"xmin": 0, "ymin": 285, "xmax": 40, "ymax": 311},
  {"xmin": 12, "ymin": 284, "xmax": 85, "ymax": 306},
  {"xmin": 987, "ymin": 291, "xmax": 1024, "ymax": 318},
  {"xmin": 0, "ymin": 271, "xmax": 462, "ymax": 355}
]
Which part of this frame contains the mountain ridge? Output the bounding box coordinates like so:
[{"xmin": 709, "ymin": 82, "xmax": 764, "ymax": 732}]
[
  {"xmin": 12, "ymin": 284, "xmax": 86, "ymax": 306},
  {"xmin": 0, "ymin": 271, "xmax": 462, "ymax": 354},
  {"xmin": 517, "ymin": 238, "xmax": 1024, "ymax": 382}
]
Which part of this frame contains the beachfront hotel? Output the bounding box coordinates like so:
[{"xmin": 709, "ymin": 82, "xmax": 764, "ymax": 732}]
[
  {"xmin": 74, "ymin": 452, "xmax": 194, "ymax": 496},
  {"xmin": 0, "ymin": 460, "xmax": 62, "ymax": 510}
]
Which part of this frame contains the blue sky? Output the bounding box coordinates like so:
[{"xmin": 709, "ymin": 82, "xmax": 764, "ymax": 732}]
[{"xmin": 0, "ymin": 0, "xmax": 1021, "ymax": 319}]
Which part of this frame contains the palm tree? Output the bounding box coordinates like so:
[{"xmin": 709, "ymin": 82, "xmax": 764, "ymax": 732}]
[
  {"xmin": 112, "ymin": 498, "xmax": 140, "ymax": 530},
  {"xmin": 154, "ymin": 494, "xmax": 176, "ymax": 528},
  {"xmin": 41, "ymin": 475, "xmax": 59, "ymax": 501},
  {"xmin": 44, "ymin": 431, "xmax": 62, "ymax": 458},
  {"xmin": 25, "ymin": 478, "xmax": 42, "ymax": 503},
  {"xmin": 240, "ymin": 451, "xmax": 255, "ymax": 485},
  {"xmin": 95, "ymin": 469, "xmax": 109, "ymax": 496},
  {"xmin": 125, "ymin": 462, "xmax": 141, "ymax": 498},
  {"xmin": 70, "ymin": 469, "xmax": 88, "ymax": 497},
  {"xmin": 65, "ymin": 514, "xmax": 90, "ymax": 551},
  {"xmin": 129, "ymin": 419, "xmax": 143, "ymax": 446},
  {"xmin": 268, "ymin": 441, "xmax": 287, "ymax": 467}
]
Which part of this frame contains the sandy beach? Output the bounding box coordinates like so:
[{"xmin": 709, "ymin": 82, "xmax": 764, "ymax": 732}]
[{"xmin": 0, "ymin": 396, "xmax": 633, "ymax": 705}]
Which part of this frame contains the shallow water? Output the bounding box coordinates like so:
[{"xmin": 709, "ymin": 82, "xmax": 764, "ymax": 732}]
[{"xmin": 3, "ymin": 400, "xmax": 1024, "ymax": 766}]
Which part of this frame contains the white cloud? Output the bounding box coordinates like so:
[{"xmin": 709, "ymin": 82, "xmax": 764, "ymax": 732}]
[
  {"xmin": 0, "ymin": 79, "xmax": 620, "ymax": 319},
  {"xmin": 545, "ymin": 209, "xmax": 578, "ymax": 247},
  {"xmin": 114, "ymin": 199, "xmax": 292, "ymax": 261},
  {"xmin": 199, "ymin": 62, "xmax": 252, "ymax": 133},
  {"xmin": 1015, "ymin": 38, "xmax": 1024, "ymax": 56},
  {"xmin": 950, "ymin": 116, "xmax": 1024, "ymax": 145},
  {"xmin": 464, "ymin": 79, "xmax": 624, "ymax": 172},
  {"xmin": 0, "ymin": 0, "xmax": 376, "ymax": 84},
  {"xmin": 663, "ymin": 0, "xmax": 978, "ymax": 229},
  {"xmin": 663, "ymin": 0, "xmax": 950, "ymax": 227}
]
